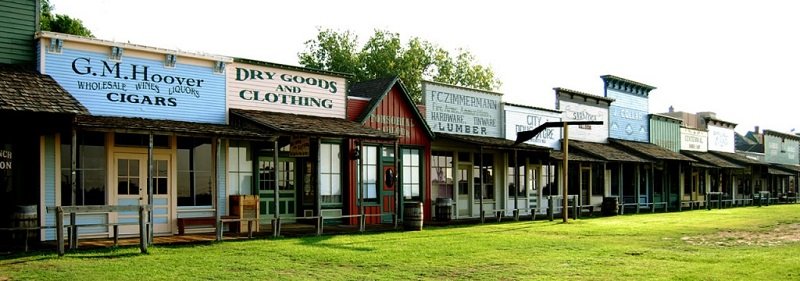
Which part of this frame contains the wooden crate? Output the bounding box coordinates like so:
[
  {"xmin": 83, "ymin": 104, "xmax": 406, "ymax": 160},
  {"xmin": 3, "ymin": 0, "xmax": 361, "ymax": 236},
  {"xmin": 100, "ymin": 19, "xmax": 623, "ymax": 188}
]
[{"xmin": 229, "ymin": 195, "xmax": 259, "ymax": 233}]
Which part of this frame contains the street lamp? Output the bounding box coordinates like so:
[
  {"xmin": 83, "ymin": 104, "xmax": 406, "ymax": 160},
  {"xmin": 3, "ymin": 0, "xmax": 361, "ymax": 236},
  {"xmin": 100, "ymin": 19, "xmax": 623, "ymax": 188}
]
[{"xmin": 514, "ymin": 121, "xmax": 603, "ymax": 222}]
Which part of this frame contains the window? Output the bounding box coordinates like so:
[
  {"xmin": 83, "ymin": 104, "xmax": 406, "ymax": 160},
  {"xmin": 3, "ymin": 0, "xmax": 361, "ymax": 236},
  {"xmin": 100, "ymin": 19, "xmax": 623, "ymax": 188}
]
[
  {"xmin": 473, "ymin": 153, "xmax": 494, "ymax": 200},
  {"xmin": 507, "ymin": 166, "xmax": 525, "ymax": 196},
  {"xmin": 359, "ymin": 145, "xmax": 378, "ymax": 200},
  {"xmin": 117, "ymin": 159, "xmax": 140, "ymax": 195},
  {"xmin": 259, "ymin": 159, "xmax": 294, "ymax": 192},
  {"xmin": 543, "ymin": 165, "xmax": 556, "ymax": 197},
  {"xmin": 431, "ymin": 151, "xmax": 453, "ymax": 200},
  {"xmin": 154, "ymin": 160, "xmax": 168, "ymax": 195},
  {"xmin": 61, "ymin": 132, "xmax": 106, "ymax": 206},
  {"xmin": 319, "ymin": 143, "xmax": 341, "ymax": 204},
  {"xmin": 402, "ymin": 148, "xmax": 421, "ymax": 200},
  {"xmin": 227, "ymin": 140, "xmax": 253, "ymax": 195},
  {"xmin": 177, "ymin": 137, "xmax": 213, "ymax": 206}
]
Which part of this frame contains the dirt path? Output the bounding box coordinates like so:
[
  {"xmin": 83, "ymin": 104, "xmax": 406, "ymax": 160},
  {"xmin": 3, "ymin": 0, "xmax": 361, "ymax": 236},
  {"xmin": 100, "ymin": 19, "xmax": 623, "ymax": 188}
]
[{"xmin": 682, "ymin": 223, "xmax": 800, "ymax": 247}]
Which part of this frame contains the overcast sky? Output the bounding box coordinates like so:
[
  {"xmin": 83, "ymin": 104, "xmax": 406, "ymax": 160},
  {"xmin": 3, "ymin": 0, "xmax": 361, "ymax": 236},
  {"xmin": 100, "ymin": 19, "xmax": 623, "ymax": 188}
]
[{"xmin": 50, "ymin": 0, "xmax": 800, "ymax": 135}]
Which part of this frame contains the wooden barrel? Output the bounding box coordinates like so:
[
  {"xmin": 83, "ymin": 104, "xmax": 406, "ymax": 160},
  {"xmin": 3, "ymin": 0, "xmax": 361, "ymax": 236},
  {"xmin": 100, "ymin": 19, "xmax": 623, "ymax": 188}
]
[
  {"xmin": 403, "ymin": 202, "xmax": 423, "ymax": 231},
  {"xmin": 12, "ymin": 205, "xmax": 38, "ymax": 228},
  {"xmin": 435, "ymin": 198, "xmax": 452, "ymax": 222}
]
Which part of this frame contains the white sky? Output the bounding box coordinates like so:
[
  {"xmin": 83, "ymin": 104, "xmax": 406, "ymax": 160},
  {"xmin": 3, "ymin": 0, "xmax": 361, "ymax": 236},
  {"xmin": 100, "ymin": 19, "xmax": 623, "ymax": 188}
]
[{"xmin": 51, "ymin": 0, "xmax": 800, "ymax": 135}]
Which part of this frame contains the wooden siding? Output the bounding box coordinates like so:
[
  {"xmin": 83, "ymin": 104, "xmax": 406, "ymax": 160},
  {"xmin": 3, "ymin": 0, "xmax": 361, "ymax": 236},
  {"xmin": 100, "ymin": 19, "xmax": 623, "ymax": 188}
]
[
  {"xmin": 227, "ymin": 63, "xmax": 347, "ymax": 119},
  {"xmin": 43, "ymin": 135, "xmax": 56, "ymax": 241},
  {"xmin": 347, "ymin": 98, "xmax": 369, "ymax": 121},
  {"xmin": 707, "ymin": 125, "xmax": 735, "ymax": 153},
  {"xmin": 217, "ymin": 144, "xmax": 227, "ymax": 215},
  {"xmin": 504, "ymin": 104, "xmax": 562, "ymax": 149},
  {"xmin": 680, "ymin": 127, "xmax": 707, "ymax": 152},
  {"xmin": 557, "ymin": 98, "xmax": 609, "ymax": 143},
  {"xmin": 649, "ymin": 118, "xmax": 681, "ymax": 152},
  {"xmin": 42, "ymin": 40, "xmax": 227, "ymax": 124},
  {"xmin": 765, "ymin": 134, "xmax": 800, "ymax": 165},
  {"xmin": 364, "ymin": 86, "xmax": 430, "ymax": 146},
  {"xmin": 0, "ymin": 0, "xmax": 36, "ymax": 64},
  {"xmin": 607, "ymin": 88, "xmax": 649, "ymax": 142}
]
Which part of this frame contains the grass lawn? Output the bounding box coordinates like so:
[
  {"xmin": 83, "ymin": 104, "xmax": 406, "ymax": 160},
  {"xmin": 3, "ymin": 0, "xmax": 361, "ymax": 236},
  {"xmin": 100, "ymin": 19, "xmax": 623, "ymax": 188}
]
[{"xmin": 3, "ymin": 205, "xmax": 800, "ymax": 280}]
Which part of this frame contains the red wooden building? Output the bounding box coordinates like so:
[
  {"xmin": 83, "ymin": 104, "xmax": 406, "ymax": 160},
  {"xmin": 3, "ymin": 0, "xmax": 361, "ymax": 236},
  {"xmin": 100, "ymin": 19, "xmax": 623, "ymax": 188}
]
[{"xmin": 346, "ymin": 77, "xmax": 434, "ymax": 224}]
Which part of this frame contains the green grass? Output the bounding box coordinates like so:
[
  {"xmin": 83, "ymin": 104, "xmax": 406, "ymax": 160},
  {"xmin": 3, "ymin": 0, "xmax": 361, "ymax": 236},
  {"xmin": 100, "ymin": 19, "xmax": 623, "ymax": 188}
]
[{"xmin": 3, "ymin": 205, "xmax": 800, "ymax": 280}]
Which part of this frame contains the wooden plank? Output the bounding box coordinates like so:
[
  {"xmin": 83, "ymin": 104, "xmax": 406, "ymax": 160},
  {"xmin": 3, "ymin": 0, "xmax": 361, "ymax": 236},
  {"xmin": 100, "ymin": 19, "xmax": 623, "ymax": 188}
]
[{"xmin": 47, "ymin": 205, "xmax": 148, "ymax": 213}]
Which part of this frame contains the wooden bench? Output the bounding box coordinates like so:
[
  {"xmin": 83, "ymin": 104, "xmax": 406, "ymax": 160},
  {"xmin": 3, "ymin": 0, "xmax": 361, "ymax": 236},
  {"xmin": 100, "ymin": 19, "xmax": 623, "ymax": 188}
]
[{"xmin": 178, "ymin": 216, "xmax": 237, "ymax": 235}]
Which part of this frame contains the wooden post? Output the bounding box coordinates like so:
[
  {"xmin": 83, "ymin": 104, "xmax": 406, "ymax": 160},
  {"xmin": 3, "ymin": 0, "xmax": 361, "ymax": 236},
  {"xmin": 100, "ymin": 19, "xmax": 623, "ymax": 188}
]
[
  {"xmin": 138, "ymin": 205, "xmax": 147, "ymax": 254},
  {"xmin": 479, "ymin": 146, "xmax": 485, "ymax": 223},
  {"xmin": 274, "ymin": 140, "xmax": 280, "ymax": 237},
  {"xmin": 513, "ymin": 149, "xmax": 519, "ymax": 221},
  {"xmin": 358, "ymin": 140, "xmax": 365, "ymax": 232},
  {"xmin": 214, "ymin": 137, "xmax": 221, "ymax": 242},
  {"xmin": 70, "ymin": 129, "xmax": 77, "ymax": 250},
  {"xmin": 147, "ymin": 133, "xmax": 154, "ymax": 245},
  {"xmin": 547, "ymin": 196, "xmax": 554, "ymax": 221},
  {"xmin": 394, "ymin": 140, "xmax": 400, "ymax": 229},
  {"xmin": 57, "ymin": 207, "xmax": 64, "ymax": 256},
  {"xmin": 635, "ymin": 166, "xmax": 641, "ymax": 214},
  {"xmin": 562, "ymin": 123, "xmax": 569, "ymax": 223},
  {"xmin": 113, "ymin": 225, "xmax": 119, "ymax": 247}
]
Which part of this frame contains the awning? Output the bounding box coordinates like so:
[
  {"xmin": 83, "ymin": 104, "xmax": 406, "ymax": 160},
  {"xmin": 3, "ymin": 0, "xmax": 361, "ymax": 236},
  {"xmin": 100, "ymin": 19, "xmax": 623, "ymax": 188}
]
[
  {"xmin": 771, "ymin": 163, "xmax": 800, "ymax": 174},
  {"xmin": 768, "ymin": 167, "xmax": 793, "ymax": 176},
  {"xmin": 568, "ymin": 140, "xmax": 649, "ymax": 163},
  {"xmin": 231, "ymin": 108, "xmax": 397, "ymax": 140},
  {"xmin": 76, "ymin": 115, "xmax": 271, "ymax": 139},
  {"xmin": 435, "ymin": 133, "xmax": 550, "ymax": 153},
  {"xmin": 709, "ymin": 151, "xmax": 765, "ymax": 166},
  {"xmin": 0, "ymin": 64, "xmax": 88, "ymax": 114},
  {"xmin": 681, "ymin": 151, "xmax": 743, "ymax": 169},
  {"xmin": 549, "ymin": 150, "xmax": 605, "ymax": 162},
  {"xmin": 609, "ymin": 138, "xmax": 695, "ymax": 162}
]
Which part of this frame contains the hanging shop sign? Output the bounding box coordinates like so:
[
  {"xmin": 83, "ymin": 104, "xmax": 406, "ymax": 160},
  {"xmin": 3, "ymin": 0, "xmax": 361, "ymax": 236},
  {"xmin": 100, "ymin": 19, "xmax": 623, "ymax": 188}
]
[
  {"xmin": 680, "ymin": 128, "xmax": 708, "ymax": 152},
  {"xmin": 40, "ymin": 36, "xmax": 227, "ymax": 124},
  {"xmin": 504, "ymin": 104, "xmax": 561, "ymax": 149},
  {"xmin": 423, "ymin": 82, "xmax": 502, "ymax": 138},
  {"xmin": 289, "ymin": 137, "xmax": 310, "ymax": 157},
  {"xmin": 228, "ymin": 62, "xmax": 346, "ymax": 118}
]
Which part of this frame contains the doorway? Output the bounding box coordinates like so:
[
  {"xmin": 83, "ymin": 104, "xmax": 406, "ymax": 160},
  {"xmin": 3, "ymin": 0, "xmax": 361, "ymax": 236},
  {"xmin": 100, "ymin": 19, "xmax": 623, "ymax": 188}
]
[
  {"xmin": 258, "ymin": 156, "xmax": 297, "ymax": 223},
  {"xmin": 114, "ymin": 153, "xmax": 171, "ymax": 235}
]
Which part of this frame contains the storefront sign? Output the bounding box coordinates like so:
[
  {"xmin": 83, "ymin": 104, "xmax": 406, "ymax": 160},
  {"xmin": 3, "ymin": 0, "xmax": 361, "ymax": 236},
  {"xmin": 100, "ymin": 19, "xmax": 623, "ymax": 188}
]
[
  {"xmin": 369, "ymin": 113, "xmax": 413, "ymax": 137},
  {"xmin": 290, "ymin": 137, "xmax": 310, "ymax": 157},
  {"xmin": 42, "ymin": 40, "xmax": 227, "ymax": 124},
  {"xmin": 707, "ymin": 125, "xmax": 734, "ymax": 153},
  {"xmin": 228, "ymin": 63, "xmax": 346, "ymax": 118},
  {"xmin": 607, "ymin": 89, "xmax": 649, "ymax": 142},
  {"xmin": 558, "ymin": 100, "xmax": 609, "ymax": 143},
  {"xmin": 680, "ymin": 128, "xmax": 708, "ymax": 152},
  {"xmin": 0, "ymin": 147, "xmax": 11, "ymax": 170},
  {"xmin": 423, "ymin": 82, "xmax": 502, "ymax": 138},
  {"xmin": 504, "ymin": 105, "xmax": 561, "ymax": 149}
]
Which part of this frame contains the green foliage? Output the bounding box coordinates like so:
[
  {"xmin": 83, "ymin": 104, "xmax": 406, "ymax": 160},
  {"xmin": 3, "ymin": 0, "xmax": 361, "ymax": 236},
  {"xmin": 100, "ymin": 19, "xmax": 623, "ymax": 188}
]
[
  {"xmin": 298, "ymin": 28, "xmax": 501, "ymax": 103},
  {"xmin": 4, "ymin": 206, "xmax": 800, "ymax": 280},
  {"xmin": 40, "ymin": 0, "xmax": 94, "ymax": 37}
]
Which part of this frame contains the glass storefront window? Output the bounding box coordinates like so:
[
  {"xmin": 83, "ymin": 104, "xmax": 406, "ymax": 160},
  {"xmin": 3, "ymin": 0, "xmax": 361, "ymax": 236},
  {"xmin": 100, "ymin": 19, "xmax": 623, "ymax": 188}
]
[
  {"xmin": 402, "ymin": 148, "xmax": 421, "ymax": 200},
  {"xmin": 227, "ymin": 140, "xmax": 253, "ymax": 195},
  {"xmin": 177, "ymin": 137, "xmax": 212, "ymax": 206},
  {"xmin": 319, "ymin": 143, "xmax": 341, "ymax": 204},
  {"xmin": 61, "ymin": 132, "xmax": 106, "ymax": 206}
]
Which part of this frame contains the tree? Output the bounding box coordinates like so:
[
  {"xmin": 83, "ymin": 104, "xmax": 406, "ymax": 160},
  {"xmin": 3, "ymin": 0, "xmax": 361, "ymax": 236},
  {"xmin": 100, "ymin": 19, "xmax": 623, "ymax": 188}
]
[
  {"xmin": 298, "ymin": 28, "xmax": 501, "ymax": 102},
  {"xmin": 40, "ymin": 0, "xmax": 94, "ymax": 37}
]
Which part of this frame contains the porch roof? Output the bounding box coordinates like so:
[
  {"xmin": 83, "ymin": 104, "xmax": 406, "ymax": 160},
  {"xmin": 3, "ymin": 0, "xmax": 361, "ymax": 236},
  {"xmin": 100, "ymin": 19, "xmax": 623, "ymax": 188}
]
[
  {"xmin": 681, "ymin": 151, "xmax": 743, "ymax": 169},
  {"xmin": 75, "ymin": 115, "xmax": 271, "ymax": 139},
  {"xmin": 549, "ymin": 150, "xmax": 606, "ymax": 162},
  {"xmin": 771, "ymin": 163, "xmax": 800, "ymax": 174},
  {"xmin": 709, "ymin": 151, "xmax": 765, "ymax": 166},
  {"xmin": 609, "ymin": 138, "xmax": 696, "ymax": 162},
  {"xmin": 767, "ymin": 167, "xmax": 793, "ymax": 176},
  {"xmin": 0, "ymin": 64, "xmax": 88, "ymax": 114},
  {"xmin": 435, "ymin": 133, "xmax": 551, "ymax": 153},
  {"xmin": 230, "ymin": 108, "xmax": 397, "ymax": 140},
  {"xmin": 568, "ymin": 140, "xmax": 649, "ymax": 163}
]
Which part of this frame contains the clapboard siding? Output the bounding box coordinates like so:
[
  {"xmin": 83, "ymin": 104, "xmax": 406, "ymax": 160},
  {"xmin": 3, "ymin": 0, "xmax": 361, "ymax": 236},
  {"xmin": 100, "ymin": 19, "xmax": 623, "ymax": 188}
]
[
  {"xmin": 0, "ymin": 0, "xmax": 36, "ymax": 64},
  {"xmin": 607, "ymin": 89, "xmax": 649, "ymax": 142},
  {"xmin": 227, "ymin": 62, "xmax": 347, "ymax": 119},
  {"xmin": 43, "ymin": 46, "xmax": 227, "ymax": 124},
  {"xmin": 43, "ymin": 135, "xmax": 57, "ymax": 241},
  {"xmin": 217, "ymin": 146, "xmax": 227, "ymax": 215},
  {"xmin": 649, "ymin": 117, "xmax": 681, "ymax": 152}
]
